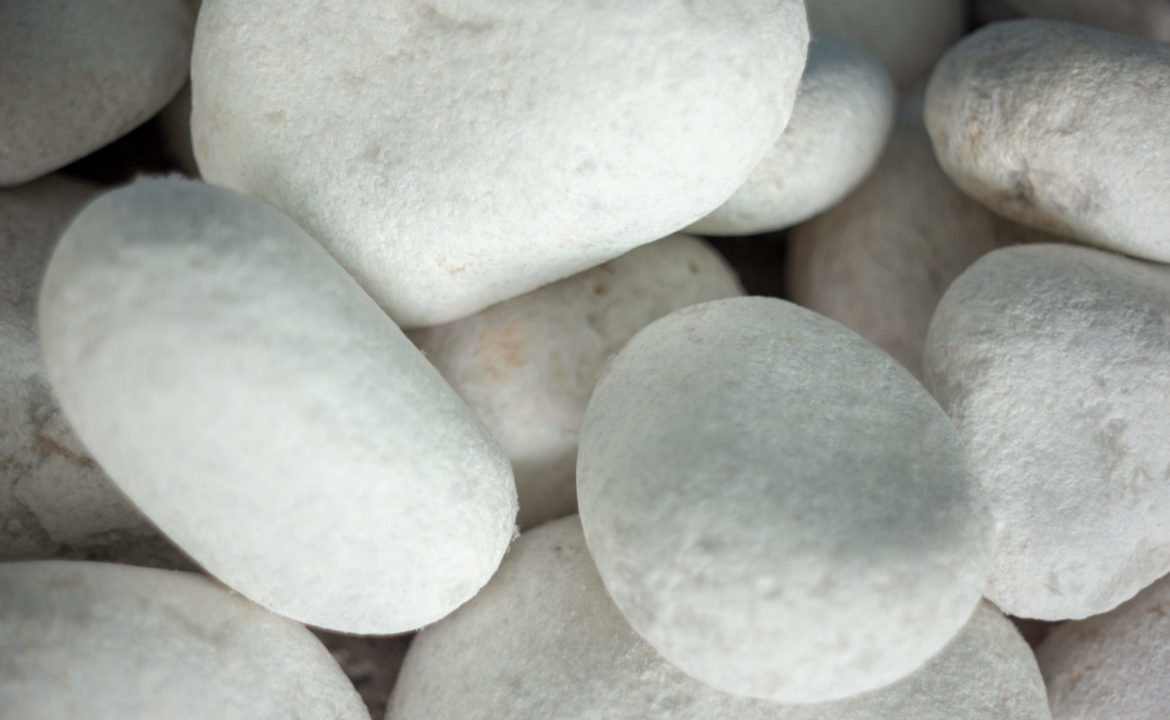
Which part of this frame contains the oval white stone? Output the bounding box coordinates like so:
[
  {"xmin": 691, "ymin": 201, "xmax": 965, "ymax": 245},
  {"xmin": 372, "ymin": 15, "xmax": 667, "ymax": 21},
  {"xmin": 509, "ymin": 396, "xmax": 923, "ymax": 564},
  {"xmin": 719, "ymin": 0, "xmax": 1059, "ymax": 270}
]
[
  {"xmin": 577, "ymin": 296, "xmax": 994, "ymax": 703},
  {"xmin": 0, "ymin": 0, "xmax": 193, "ymax": 185},
  {"xmin": 925, "ymin": 20, "xmax": 1170, "ymax": 263},
  {"xmin": 687, "ymin": 35, "xmax": 896, "ymax": 237},
  {"xmin": 787, "ymin": 101, "xmax": 1051, "ymax": 379},
  {"xmin": 805, "ymin": 0, "xmax": 964, "ymax": 90},
  {"xmin": 190, "ymin": 0, "xmax": 808, "ymax": 327},
  {"xmin": 0, "ymin": 175, "xmax": 180, "ymax": 566},
  {"xmin": 0, "ymin": 561, "xmax": 367, "ymax": 720},
  {"xmin": 1037, "ymin": 571, "xmax": 1170, "ymax": 719},
  {"xmin": 410, "ymin": 235, "xmax": 742, "ymax": 530},
  {"xmin": 38, "ymin": 177, "xmax": 518, "ymax": 633},
  {"xmin": 391, "ymin": 517, "xmax": 1045, "ymax": 720},
  {"xmin": 924, "ymin": 243, "xmax": 1170, "ymax": 620}
]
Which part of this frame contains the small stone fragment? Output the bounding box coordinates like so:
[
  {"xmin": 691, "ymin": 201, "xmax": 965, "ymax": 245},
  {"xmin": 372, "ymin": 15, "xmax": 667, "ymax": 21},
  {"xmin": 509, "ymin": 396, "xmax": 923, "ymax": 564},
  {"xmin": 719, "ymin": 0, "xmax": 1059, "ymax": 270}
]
[
  {"xmin": 924, "ymin": 243, "xmax": 1170, "ymax": 620},
  {"xmin": 410, "ymin": 235, "xmax": 742, "ymax": 530},
  {"xmin": 0, "ymin": 0, "xmax": 194, "ymax": 185},
  {"xmin": 688, "ymin": 35, "xmax": 895, "ymax": 237},
  {"xmin": 1037, "ymin": 571, "xmax": 1170, "ymax": 719},
  {"xmin": 38, "ymin": 177, "xmax": 518, "ymax": 634},
  {"xmin": 804, "ymin": 0, "xmax": 964, "ymax": 90},
  {"xmin": 577, "ymin": 297, "xmax": 993, "ymax": 703},
  {"xmin": 191, "ymin": 0, "xmax": 808, "ymax": 327},
  {"xmin": 925, "ymin": 20, "xmax": 1170, "ymax": 263},
  {"xmin": 0, "ymin": 561, "xmax": 368, "ymax": 720},
  {"xmin": 787, "ymin": 101, "xmax": 1051, "ymax": 379}
]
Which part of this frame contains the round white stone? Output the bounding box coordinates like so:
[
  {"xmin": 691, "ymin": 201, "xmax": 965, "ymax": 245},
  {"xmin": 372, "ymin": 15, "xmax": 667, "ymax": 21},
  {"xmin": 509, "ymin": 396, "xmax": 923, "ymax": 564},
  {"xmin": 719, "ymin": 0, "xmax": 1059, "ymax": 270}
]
[
  {"xmin": 0, "ymin": 0, "xmax": 193, "ymax": 186},
  {"xmin": 787, "ymin": 101, "xmax": 1052, "ymax": 380},
  {"xmin": 0, "ymin": 175, "xmax": 180, "ymax": 566},
  {"xmin": 391, "ymin": 517, "xmax": 1045, "ymax": 720},
  {"xmin": 0, "ymin": 561, "xmax": 367, "ymax": 720},
  {"xmin": 1007, "ymin": 0, "xmax": 1170, "ymax": 42},
  {"xmin": 925, "ymin": 20, "xmax": 1170, "ymax": 264},
  {"xmin": 687, "ymin": 35, "xmax": 895, "ymax": 237},
  {"xmin": 410, "ymin": 235, "xmax": 742, "ymax": 530},
  {"xmin": 577, "ymin": 296, "xmax": 994, "ymax": 703},
  {"xmin": 804, "ymin": 0, "xmax": 964, "ymax": 90},
  {"xmin": 924, "ymin": 243, "xmax": 1170, "ymax": 620},
  {"xmin": 1037, "ymin": 571, "xmax": 1170, "ymax": 719},
  {"xmin": 38, "ymin": 177, "xmax": 518, "ymax": 634},
  {"xmin": 190, "ymin": 0, "xmax": 808, "ymax": 328}
]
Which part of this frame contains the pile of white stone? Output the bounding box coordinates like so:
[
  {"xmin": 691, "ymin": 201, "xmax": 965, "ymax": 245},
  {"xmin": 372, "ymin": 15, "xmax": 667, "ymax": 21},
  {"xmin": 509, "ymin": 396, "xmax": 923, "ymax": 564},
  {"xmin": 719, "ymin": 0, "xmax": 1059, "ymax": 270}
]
[{"xmin": 2, "ymin": 1, "xmax": 1168, "ymax": 718}]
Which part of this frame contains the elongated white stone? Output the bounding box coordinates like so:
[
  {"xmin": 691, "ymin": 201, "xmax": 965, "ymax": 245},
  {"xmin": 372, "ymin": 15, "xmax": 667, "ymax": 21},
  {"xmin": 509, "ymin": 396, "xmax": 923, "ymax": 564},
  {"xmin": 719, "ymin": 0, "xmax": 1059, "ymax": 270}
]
[
  {"xmin": 577, "ymin": 296, "xmax": 993, "ymax": 703},
  {"xmin": 38, "ymin": 177, "xmax": 518, "ymax": 633},
  {"xmin": 191, "ymin": 0, "xmax": 808, "ymax": 327},
  {"xmin": 924, "ymin": 243, "xmax": 1170, "ymax": 620},
  {"xmin": 0, "ymin": 561, "xmax": 367, "ymax": 720}
]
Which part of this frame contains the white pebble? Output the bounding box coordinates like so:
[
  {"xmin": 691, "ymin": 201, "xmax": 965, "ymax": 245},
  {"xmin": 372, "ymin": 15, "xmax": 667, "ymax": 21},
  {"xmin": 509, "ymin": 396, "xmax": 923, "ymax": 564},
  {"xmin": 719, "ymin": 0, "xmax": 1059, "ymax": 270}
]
[
  {"xmin": 1007, "ymin": 0, "xmax": 1170, "ymax": 42},
  {"xmin": 0, "ymin": 561, "xmax": 367, "ymax": 720},
  {"xmin": 787, "ymin": 101, "xmax": 1051, "ymax": 379},
  {"xmin": 687, "ymin": 35, "xmax": 896, "ymax": 237},
  {"xmin": 191, "ymin": 0, "xmax": 808, "ymax": 327},
  {"xmin": 410, "ymin": 235, "xmax": 742, "ymax": 530},
  {"xmin": 391, "ymin": 517, "xmax": 1046, "ymax": 720},
  {"xmin": 925, "ymin": 20, "xmax": 1170, "ymax": 263},
  {"xmin": 38, "ymin": 177, "xmax": 518, "ymax": 633},
  {"xmin": 1037, "ymin": 571, "xmax": 1170, "ymax": 719},
  {"xmin": 577, "ymin": 297, "xmax": 993, "ymax": 703},
  {"xmin": 0, "ymin": 0, "xmax": 193, "ymax": 185},
  {"xmin": 0, "ymin": 175, "xmax": 178, "ymax": 566},
  {"xmin": 805, "ymin": 0, "xmax": 964, "ymax": 90},
  {"xmin": 924, "ymin": 243, "xmax": 1170, "ymax": 620}
]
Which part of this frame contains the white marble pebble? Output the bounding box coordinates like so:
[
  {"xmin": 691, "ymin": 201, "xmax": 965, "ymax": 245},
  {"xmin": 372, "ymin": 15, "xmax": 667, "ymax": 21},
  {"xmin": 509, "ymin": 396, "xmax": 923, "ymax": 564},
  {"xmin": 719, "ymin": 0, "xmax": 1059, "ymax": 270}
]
[
  {"xmin": 410, "ymin": 235, "xmax": 742, "ymax": 530},
  {"xmin": 687, "ymin": 35, "xmax": 895, "ymax": 237},
  {"xmin": 1037, "ymin": 571, "xmax": 1170, "ymax": 719},
  {"xmin": 38, "ymin": 177, "xmax": 518, "ymax": 634},
  {"xmin": 391, "ymin": 517, "xmax": 1047, "ymax": 720},
  {"xmin": 0, "ymin": 0, "xmax": 194, "ymax": 186},
  {"xmin": 0, "ymin": 175, "xmax": 181, "ymax": 567},
  {"xmin": 577, "ymin": 297, "xmax": 993, "ymax": 703},
  {"xmin": 804, "ymin": 0, "xmax": 964, "ymax": 90},
  {"xmin": 0, "ymin": 561, "xmax": 368, "ymax": 720},
  {"xmin": 787, "ymin": 101, "xmax": 1051, "ymax": 380},
  {"xmin": 191, "ymin": 0, "xmax": 808, "ymax": 328},
  {"xmin": 924, "ymin": 243, "xmax": 1170, "ymax": 620},
  {"xmin": 1008, "ymin": 0, "xmax": 1170, "ymax": 42},
  {"xmin": 925, "ymin": 20, "xmax": 1170, "ymax": 264}
]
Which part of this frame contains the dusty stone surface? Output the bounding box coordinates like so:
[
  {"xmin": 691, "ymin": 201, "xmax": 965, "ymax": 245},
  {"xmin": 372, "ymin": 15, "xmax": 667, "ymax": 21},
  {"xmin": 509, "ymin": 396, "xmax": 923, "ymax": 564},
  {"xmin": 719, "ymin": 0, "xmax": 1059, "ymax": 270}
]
[
  {"xmin": 0, "ymin": 175, "xmax": 182, "ymax": 568},
  {"xmin": 787, "ymin": 101, "xmax": 1052, "ymax": 380},
  {"xmin": 410, "ymin": 235, "xmax": 742, "ymax": 530},
  {"xmin": 688, "ymin": 35, "xmax": 895, "ymax": 237},
  {"xmin": 925, "ymin": 243, "xmax": 1170, "ymax": 620},
  {"xmin": 577, "ymin": 297, "xmax": 993, "ymax": 703},
  {"xmin": 0, "ymin": 0, "xmax": 193, "ymax": 185},
  {"xmin": 804, "ymin": 0, "xmax": 964, "ymax": 89},
  {"xmin": 38, "ymin": 178, "xmax": 518, "ymax": 634},
  {"xmin": 1008, "ymin": 0, "xmax": 1170, "ymax": 42},
  {"xmin": 925, "ymin": 20, "xmax": 1170, "ymax": 263},
  {"xmin": 191, "ymin": 0, "xmax": 808, "ymax": 327},
  {"xmin": 0, "ymin": 561, "xmax": 368, "ymax": 720},
  {"xmin": 1038, "ymin": 571, "xmax": 1170, "ymax": 719}
]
